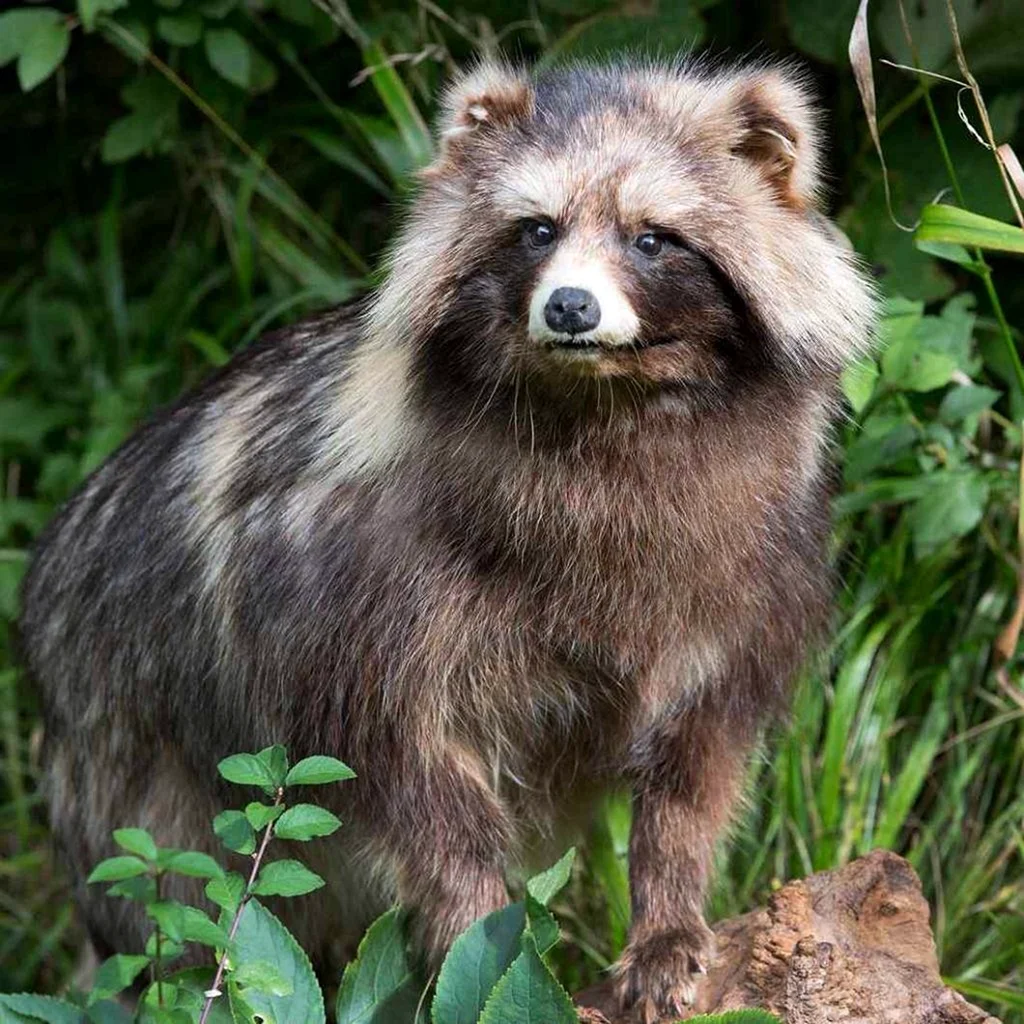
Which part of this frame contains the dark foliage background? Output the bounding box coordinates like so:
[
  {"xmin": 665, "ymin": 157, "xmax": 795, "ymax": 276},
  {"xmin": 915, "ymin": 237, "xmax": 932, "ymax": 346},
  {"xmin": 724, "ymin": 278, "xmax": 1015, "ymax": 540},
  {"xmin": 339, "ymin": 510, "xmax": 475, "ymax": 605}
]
[{"xmin": 2, "ymin": 0, "xmax": 1023, "ymax": 1016}]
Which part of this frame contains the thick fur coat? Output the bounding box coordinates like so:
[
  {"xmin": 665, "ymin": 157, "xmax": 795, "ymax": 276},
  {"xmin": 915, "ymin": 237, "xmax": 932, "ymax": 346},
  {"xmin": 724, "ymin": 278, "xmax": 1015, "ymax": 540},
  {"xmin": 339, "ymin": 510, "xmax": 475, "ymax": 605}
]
[{"xmin": 20, "ymin": 57, "xmax": 876, "ymax": 1020}]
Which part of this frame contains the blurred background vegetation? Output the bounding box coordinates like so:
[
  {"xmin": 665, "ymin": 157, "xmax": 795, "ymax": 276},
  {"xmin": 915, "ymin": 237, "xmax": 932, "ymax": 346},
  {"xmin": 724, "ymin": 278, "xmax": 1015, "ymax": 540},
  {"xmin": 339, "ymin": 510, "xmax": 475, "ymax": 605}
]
[{"xmin": 1, "ymin": 0, "xmax": 1023, "ymax": 1018}]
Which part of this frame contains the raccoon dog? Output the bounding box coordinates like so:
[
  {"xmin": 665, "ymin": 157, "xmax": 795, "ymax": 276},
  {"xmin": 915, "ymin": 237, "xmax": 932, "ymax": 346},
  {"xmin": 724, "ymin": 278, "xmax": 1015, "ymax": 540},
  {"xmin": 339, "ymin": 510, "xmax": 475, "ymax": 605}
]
[{"xmin": 20, "ymin": 57, "xmax": 875, "ymax": 1019}]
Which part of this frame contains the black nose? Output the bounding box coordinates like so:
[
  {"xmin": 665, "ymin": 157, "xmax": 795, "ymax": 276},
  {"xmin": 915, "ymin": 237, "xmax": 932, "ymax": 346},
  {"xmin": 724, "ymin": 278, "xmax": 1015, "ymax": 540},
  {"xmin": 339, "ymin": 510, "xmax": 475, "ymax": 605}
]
[{"xmin": 544, "ymin": 287, "xmax": 601, "ymax": 335}]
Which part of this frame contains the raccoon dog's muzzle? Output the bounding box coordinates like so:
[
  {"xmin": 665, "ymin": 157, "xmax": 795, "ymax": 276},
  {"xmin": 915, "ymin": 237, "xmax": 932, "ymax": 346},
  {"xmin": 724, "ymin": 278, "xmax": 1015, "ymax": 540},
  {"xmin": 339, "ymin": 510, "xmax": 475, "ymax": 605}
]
[{"xmin": 528, "ymin": 247, "xmax": 639, "ymax": 352}]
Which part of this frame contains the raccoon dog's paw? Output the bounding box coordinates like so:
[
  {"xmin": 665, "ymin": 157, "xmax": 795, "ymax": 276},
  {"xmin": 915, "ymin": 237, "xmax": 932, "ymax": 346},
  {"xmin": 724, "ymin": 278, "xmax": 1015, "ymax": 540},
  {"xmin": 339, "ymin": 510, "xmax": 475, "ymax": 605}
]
[{"xmin": 612, "ymin": 920, "xmax": 714, "ymax": 1023}]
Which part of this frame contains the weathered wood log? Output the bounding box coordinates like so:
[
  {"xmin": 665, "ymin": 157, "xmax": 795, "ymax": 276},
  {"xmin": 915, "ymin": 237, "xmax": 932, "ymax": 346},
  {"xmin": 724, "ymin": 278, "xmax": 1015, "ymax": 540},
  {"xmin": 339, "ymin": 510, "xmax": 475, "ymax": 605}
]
[{"xmin": 576, "ymin": 849, "xmax": 1000, "ymax": 1024}]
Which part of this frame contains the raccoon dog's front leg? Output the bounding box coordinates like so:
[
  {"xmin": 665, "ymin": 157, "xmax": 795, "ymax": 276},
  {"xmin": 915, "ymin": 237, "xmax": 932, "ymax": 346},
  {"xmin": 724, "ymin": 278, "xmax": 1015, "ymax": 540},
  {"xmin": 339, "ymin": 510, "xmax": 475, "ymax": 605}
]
[
  {"xmin": 373, "ymin": 744, "xmax": 512, "ymax": 969},
  {"xmin": 614, "ymin": 710, "xmax": 751, "ymax": 1023}
]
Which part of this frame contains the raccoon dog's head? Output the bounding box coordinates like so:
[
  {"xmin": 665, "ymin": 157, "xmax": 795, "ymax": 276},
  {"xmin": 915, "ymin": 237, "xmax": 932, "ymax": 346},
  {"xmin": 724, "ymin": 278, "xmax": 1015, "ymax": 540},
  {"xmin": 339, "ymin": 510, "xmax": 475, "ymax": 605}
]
[{"xmin": 371, "ymin": 58, "xmax": 875, "ymax": 415}]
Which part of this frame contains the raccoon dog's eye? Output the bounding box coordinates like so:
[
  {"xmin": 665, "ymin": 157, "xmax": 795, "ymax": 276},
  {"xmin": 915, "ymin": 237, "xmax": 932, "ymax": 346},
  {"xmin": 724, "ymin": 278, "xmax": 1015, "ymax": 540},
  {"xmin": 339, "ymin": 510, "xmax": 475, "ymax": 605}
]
[
  {"xmin": 523, "ymin": 219, "xmax": 557, "ymax": 248},
  {"xmin": 635, "ymin": 232, "xmax": 663, "ymax": 257}
]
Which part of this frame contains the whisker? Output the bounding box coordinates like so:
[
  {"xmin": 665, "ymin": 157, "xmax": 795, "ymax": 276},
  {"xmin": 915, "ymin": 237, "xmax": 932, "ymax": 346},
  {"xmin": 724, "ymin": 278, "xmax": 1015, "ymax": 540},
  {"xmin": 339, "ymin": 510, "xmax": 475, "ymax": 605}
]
[
  {"xmin": 512, "ymin": 368, "xmax": 522, "ymax": 458},
  {"xmin": 525, "ymin": 378, "xmax": 537, "ymax": 459},
  {"xmin": 453, "ymin": 375, "xmax": 504, "ymax": 457}
]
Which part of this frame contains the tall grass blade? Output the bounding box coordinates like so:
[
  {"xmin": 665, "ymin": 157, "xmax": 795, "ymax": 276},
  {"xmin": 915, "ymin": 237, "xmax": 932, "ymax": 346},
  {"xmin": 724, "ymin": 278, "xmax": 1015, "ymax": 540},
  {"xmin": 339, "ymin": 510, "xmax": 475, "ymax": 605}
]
[{"xmin": 360, "ymin": 43, "xmax": 433, "ymax": 171}]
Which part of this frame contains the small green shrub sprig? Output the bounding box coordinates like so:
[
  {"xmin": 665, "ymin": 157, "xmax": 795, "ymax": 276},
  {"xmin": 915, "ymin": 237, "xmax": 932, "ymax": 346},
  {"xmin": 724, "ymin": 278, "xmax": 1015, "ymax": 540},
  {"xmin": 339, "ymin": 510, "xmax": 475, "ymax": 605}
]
[{"xmin": 0, "ymin": 745, "xmax": 779, "ymax": 1024}]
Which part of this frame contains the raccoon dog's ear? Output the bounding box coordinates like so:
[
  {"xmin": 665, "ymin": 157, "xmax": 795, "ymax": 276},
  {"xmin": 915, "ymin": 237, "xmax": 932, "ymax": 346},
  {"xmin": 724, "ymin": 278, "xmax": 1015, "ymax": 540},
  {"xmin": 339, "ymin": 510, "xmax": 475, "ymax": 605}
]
[
  {"xmin": 726, "ymin": 69, "xmax": 822, "ymax": 209},
  {"xmin": 426, "ymin": 60, "xmax": 534, "ymax": 172}
]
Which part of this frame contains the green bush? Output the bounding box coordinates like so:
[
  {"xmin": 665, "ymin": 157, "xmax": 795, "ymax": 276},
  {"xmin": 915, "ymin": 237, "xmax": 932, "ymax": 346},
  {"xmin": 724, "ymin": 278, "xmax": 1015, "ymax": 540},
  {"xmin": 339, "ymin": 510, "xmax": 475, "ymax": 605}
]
[{"xmin": 1, "ymin": 0, "xmax": 1023, "ymax": 1020}]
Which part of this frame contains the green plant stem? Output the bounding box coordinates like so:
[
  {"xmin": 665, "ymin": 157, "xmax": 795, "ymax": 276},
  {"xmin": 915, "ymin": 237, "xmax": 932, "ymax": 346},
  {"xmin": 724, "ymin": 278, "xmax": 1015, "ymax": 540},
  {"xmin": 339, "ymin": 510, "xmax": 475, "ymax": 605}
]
[
  {"xmin": 198, "ymin": 788, "xmax": 284, "ymax": 1024},
  {"xmin": 153, "ymin": 872, "xmax": 164, "ymax": 1008}
]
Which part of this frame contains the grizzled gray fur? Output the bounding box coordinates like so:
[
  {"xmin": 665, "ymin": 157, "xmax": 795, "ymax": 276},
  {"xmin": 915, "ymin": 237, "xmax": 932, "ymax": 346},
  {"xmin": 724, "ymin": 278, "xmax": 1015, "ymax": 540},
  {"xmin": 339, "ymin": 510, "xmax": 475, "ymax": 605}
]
[{"xmin": 20, "ymin": 57, "xmax": 875, "ymax": 1021}]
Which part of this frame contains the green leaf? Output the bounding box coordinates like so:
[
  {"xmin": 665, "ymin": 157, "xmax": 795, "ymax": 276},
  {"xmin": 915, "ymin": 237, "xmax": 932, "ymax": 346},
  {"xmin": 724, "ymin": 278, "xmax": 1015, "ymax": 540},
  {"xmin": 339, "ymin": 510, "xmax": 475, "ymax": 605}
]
[
  {"xmin": 880, "ymin": 297, "xmax": 969, "ymax": 393},
  {"xmin": 248, "ymin": 48, "xmax": 277, "ymax": 93},
  {"xmin": 201, "ymin": 0, "xmax": 236, "ymax": 16},
  {"xmin": 843, "ymin": 411, "xmax": 920, "ymax": 484},
  {"xmin": 85, "ymin": 999, "xmax": 134, "ymax": 1024},
  {"xmin": 204, "ymin": 27, "xmax": 251, "ymax": 89},
  {"xmin": 205, "ymin": 872, "xmax": 246, "ymax": 914},
  {"xmin": 17, "ymin": 17, "xmax": 70, "ymax": 91},
  {"xmin": 908, "ymin": 472, "xmax": 990, "ymax": 557},
  {"xmin": 159, "ymin": 850, "xmax": 225, "ymax": 879},
  {"xmin": 244, "ymin": 801, "xmax": 284, "ymax": 831},
  {"xmin": 122, "ymin": 74, "xmax": 178, "ymax": 117},
  {"xmin": 113, "ymin": 828, "xmax": 158, "ymax": 862},
  {"xmin": 918, "ymin": 294, "xmax": 976, "ymax": 370},
  {"xmin": 885, "ymin": 349, "xmax": 958, "ymax": 393},
  {"xmin": 477, "ymin": 932, "xmax": 576, "ymax": 1024},
  {"xmin": 156, "ymin": 13, "xmax": 202, "ymax": 46},
  {"xmin": 101, "ymin": 84, "xmax": 173, "ymax": 161},
  {"xmin": 181, "ymin": 907, "xmax": 231, "ymax": 949},
  {"xmin": 0, "ymin": 993, "xmax": 85, "ymax": 1024},
  {"xmin": 335, "ymin": 909, "xmax": 425, "ymax": 1024},
  {"xmin": 524, "ymin": 896, "xmax": 560, "ymax": 956},
  {"xmin": 284, "ymin": 755, "xmax": 356, "ymax": 786},
  {"xmin": 146, "ymin": 901, "xmax": 186, "ymax": 942},
  {"xmin": 834, "ymin": 475, "xmax": 936, "ymax": 517},
  {"xmin": 77, "ymin": 0, "xmax": 128, "ymax": 32},
  {"xmin": 107, "ymin": 875, "xmax": 157, "ymax": 903},
  {"xmin": 88, "ymin": 955, "xmax": 151, "ymax": 1005},
  {"xmin": 139, "ymin": 968, "xmax": 232, "ymax": 1023},
  {"xmin": 226, "ymin": 983, "xmax": 262, "ymax": 1024},
  {"xmin": 148, "ymin": 903, "xmax": 229, "ymax": 949},
  {"xmin": 0, "ymin": 398, "xmax": 75, "ymax": 450},
  {"xmin": 232, "ymin": 961, "xmax": 293, "ymax": 997},
  {"xmin": 939, "ymin": 384, "xmax": 1002, "ymax": 424},
  {"xmin": 213, "ymin": 810, "xmax": 256, "ymax": 854},
  {"xmin": 841, "ymin": 356, "xmax": 879, "ymax": 414},
  {"xmin": 432, "ymin": 903, "xmax": 525, "ymax": 1024},
  {"xmin": 525, "ymin": 848, "xmax": 575, "ymax": 906},
  {"xmin": 273, "ymin": 804, "xmax": 342, "ymax": 841},
  {"xmin": 915, "ymin": 204, "xmax": 1024, "ymax": 256},
  {"xmin": 257, "ymin": 744, "xmax": 288, "ymax": 787},
  {"xmin": 217, "ymin": 753, "xmax": 278, "ymax": 794},
  {"xmin": 915, "ymin": 239, "xmax": 981, "ymax": 271},
  {"xmin": 144, "ymin": 932, "xmax": 183, "ymax": 961},
  {"xmin": 87, "ymin": 855, "xmax": 150, "ymax": 883},
  {"xmin": 0, "ymin": 9, "xmax": 61, "ymax": 67},
  {"xmin": 252, "ymin": 859, "xmax": 325, "ymax": 897},
  {"xmin": 230, "ymin": 900, "xmax": 325, "ymax": 1024},
  {"xmin": 786, "ymin": 0, "xmax": 860, "ymax": 63}
]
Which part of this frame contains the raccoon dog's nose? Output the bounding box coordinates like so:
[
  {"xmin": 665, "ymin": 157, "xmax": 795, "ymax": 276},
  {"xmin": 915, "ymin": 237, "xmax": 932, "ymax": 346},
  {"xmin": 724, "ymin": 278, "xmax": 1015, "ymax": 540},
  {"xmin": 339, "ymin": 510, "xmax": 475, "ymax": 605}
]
[{"xmin": 544, "ymin": 287, "xmax": 601, "ymax": 335}]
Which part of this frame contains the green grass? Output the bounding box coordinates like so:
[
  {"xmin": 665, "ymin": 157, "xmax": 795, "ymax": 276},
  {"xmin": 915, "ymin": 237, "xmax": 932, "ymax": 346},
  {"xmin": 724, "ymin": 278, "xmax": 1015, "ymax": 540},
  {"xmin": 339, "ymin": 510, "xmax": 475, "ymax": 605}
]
[{"xmin": 2, "ymin": 0, "xmax": 1024, "ymax": 1019}]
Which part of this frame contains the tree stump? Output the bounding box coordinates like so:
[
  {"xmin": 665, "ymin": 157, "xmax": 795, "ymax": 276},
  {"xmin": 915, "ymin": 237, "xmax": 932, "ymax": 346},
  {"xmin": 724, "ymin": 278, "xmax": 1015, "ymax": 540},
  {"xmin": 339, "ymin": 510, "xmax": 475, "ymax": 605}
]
[{"xmin": 576, "ymin": 849, "xmax": 1000, "ymax": 1024}]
